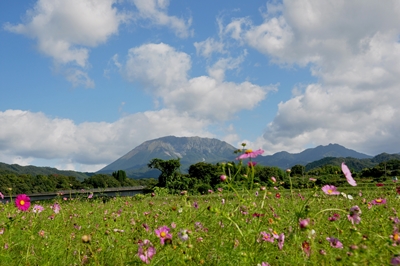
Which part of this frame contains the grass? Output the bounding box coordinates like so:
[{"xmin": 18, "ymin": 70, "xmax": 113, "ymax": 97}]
[{"xmin": 0, "ymin": 183, "xmax": 400, "ymax": 265}]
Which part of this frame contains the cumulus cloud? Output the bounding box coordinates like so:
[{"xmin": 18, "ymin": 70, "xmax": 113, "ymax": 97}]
[
  {"xmin": 223, "ymin": 0, "xmax": 400, "ymax": 155},
  {"xmin": 4, "ymin": 0, "xmax": 127, "ymax": 67},
  {"xmin": 121, "ymin": 43, "xmax": 271, "ymax": 121},
  {"xmin": 194, "ymin": 37, "xmax": 225, "ymax": 58},
  {"xmin": 4, "ymin": 0, "xmax": 128, "ymax": 88},
  {"xmin": 0, "ymin": 109, "xmax": 212, "ymax": 170},
  {"xmin": 131, "ymin": 0, "xmax": 193, "ymax": 38}
]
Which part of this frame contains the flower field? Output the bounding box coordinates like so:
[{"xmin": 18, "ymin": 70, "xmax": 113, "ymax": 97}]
[{"xmin": 1, "ymin": 180, "xmax": 400, "ymax": 265}]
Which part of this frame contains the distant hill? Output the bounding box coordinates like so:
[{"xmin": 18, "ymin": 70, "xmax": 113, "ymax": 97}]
[
  {"xmin": 256, "ymin": 143, "xmax": 372, "ymax": 169},
  {"xmin": 0, "ymin": 162, "xmax": 90, "ymax": 181},
  {"xmin": 97, "ymin": 136, "xmax": 237, "ymax": 178},
  {"xmin": 305, "ymin": 153, "xmax": 400, "ymax": 172}
]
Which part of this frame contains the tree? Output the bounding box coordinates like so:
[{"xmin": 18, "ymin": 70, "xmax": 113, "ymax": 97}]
[
  {"xmin": 147, "ymin": 158, "xmax": 181, "ymax": 187},
  {"xmin": 112, "ymin": 170, "xmax": 127, "ymax": 184},
  {"xmin": 188, "ymin": 162, "xmax": 220, "ymax": 188},
  {"xmin": 291, "ymin": 165, "xmax": 305, "ymax": 177}
]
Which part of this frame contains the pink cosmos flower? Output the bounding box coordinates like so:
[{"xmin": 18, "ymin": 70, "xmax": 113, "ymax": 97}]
[
  {"xmin": 328, "ymin": 213, "xmax": 340, "ymax": 222},
  {"xmin": 51, "ymin": 203, "xmax": 61, "ymax": 214},
  {"xmin": 347, "ymin": 205, "xmax": 361, "ymax": 224},
  {"xmin": 260, "ymin": 232, "xmax": 275, "ymax": 243},
  {"xmin": 271, "ymin": 176, "xmax": 276, "ymax": 183},
  {"xmin": 0, "ymin": 192, "xmax": 4, "ymax": 199},
  {"xmin": 299, "ymin": 218, "xmax": 310, "ymax": 229},
  {"xmin": 390, "ymin": 227, "xmax": 400, "ymax": 245},
  {"xmin": 88, "ymin": 193, "xmax": 93, "ymax": 199},
  {"xmin": 391, "ymin": 256, "xmax": 400, "ymax": 266},
  {"xmin": 326, "ymin": 237, "xmax": 343, "ymax": 248},
  {"xmin": 309, "ymin": 178, "xmax": 317, "ymax": 182},
  {"xmin": 32, "ymin": 204, "xmax": 44, "ymax": 213},
  {"xmin": 248, "ymin": 161, "xmax": 257, "ymax": 167},
  {"xmin": 155, "ymin": 226, "xmax": 172, "ymax": 245},
  {"xmin": 278, "ymin": 233, "xmax": 285, "ymax": 250},
  {"xmin": 138, "ymin": 239, "xmax": 156, "ymax": 264},
  {"xmin": 371, "ymin": 198, "xmax": 387, "ymax": 205},
  {"xmin": 220, "ymin": 175, "xmax": 227, "ymax": 182},
  {"xmin": 321, "ymin": 185, "xmax": 340, "ymax": 195},
  {"xmin": 341, "ymin": 162, "xmax": 357, "ymax": 186},
  {"xmin": 236, "ymin": 149, "xmax": 264, "ymax": 160},
  {"xmin": 302, "ymin": 241, "xmax": 311, "ymax": 257},
  {"xmin": 15, "ymin": 194, "xmax": 30, "ymax": 211}
]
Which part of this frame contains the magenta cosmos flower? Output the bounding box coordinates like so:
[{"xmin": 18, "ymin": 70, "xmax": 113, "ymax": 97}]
[
  {"xmin": 155, "ymin": 226, "xmax": 172, "ymax": 245},
  {"xmin": 299, "ymin": 218, "xmax": 310, "ymax": 229},
  {"xmin": 371, "ymin": 198, "xmax": 386, "ymax": 205},
  {"xmin": 236, "ymin": 149, "xmax": 264, "ymax": 160},
  {"xmin": 326, "ymin": 237, "xmax": 343, "ymax": 248},
  {"xmin": 137, "ymin": 239, "xmax": 156, "ymax": 264},
  {"xmin": 260, "ymin": 232, "xmax": 275, "ymax": 243},
  {"xmin": 15, "ymin": 194, "xmax": 30, "ymax": 211},
  {"xmin": 341, "ymin": 162, "xmax": 357, "ymax": 186},
  {"xmin": 321, "ymin": 185, "xmax": 340, "ymax": 195}
]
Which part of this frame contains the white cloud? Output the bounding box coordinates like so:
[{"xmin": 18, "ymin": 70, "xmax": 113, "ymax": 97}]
[
  {"xmin": 220, "ymin": 0, "xmax": 400, "ymax": 155},
  {"xmin": 4, "ymin": 0, "xmax": 127, "ymax": 67},
  {"xmin": 121, "ymin": 43, "xmax": 271, "ymax": 121},
  {"xmin": 194, "ymin": 38, "xmax": 225, "ymax": 58},
  {"xmin": 132, "ymin": 0, "xmax": 192, "ymax": 38},
  {"xmin": 0, "ymin": 109, "xmax": 212, "ymax": 170}
]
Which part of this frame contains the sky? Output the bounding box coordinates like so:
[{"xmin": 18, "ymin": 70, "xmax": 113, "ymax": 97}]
[{"xmin": 1, "ymin": 0, "xmax": 400, "ymax": 172}]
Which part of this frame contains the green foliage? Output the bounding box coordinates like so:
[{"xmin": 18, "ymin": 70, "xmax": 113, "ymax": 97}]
[{"xmin": 147, "ymin": 158, "xmax": 181, "ymax": 187}]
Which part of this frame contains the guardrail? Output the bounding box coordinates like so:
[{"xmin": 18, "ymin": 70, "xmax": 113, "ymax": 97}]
[{"xmin": 0, "ymin": 186, "xmax": 146, "ymax": 203}]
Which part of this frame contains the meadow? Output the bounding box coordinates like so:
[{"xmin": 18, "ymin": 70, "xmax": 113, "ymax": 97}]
[{"xmin": 1, "ymin": 178, "xmax": 400, "ymax": 266}]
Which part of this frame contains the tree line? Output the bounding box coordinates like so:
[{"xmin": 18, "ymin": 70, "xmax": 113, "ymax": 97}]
[{"xmin": 1, "ymin": 158, "xmax": 399, "ymax": 195}]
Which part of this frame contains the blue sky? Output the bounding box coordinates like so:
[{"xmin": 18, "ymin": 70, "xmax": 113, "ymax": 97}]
[{"xmin": 1, "ymin": 0, "xmax": 400, "ymax": 172}]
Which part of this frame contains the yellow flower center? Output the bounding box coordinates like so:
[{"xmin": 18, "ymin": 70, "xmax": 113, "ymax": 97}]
[
  {"xmin": 394, "ymin": 233, "xmax": 399, "ymax": 241},
  {"xmin": 376, "ymin": 199, "xmax": 382, "ymax": 203},
  {"xmin": 327, "ymin": 189, "xmax": 332, "ymax": 194},
  {"xmin": 160, "ymin": 232, "xmax": 166, "ymax": 238},
  {"xmin": 20, "ymin": 200, "xmax": 25, "ymax": 206},
  {"xmin": 245, "ymin": 149, "xmax": 253, "ymax": 154}
]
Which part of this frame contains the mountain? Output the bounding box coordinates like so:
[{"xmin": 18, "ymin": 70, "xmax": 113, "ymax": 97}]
[
  {"xmin": 0, "ymin": 162, "xmax": 90, "ymax": 181},
  {"xmin": 256, "ymin": 143, "xmax": 372, "ymax": 169},
  {"xmin": 97, "ymin": 136, "xmax": 237, "ymax": 178},
  {"xmin": 304, "ymin": 153, "xmax": 400, "ymax": 172}
]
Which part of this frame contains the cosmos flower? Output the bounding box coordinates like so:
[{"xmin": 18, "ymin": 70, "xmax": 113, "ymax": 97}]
[
  {"xmin": 390, "ymin": 227, "xmax": 400, "ymax": 245},
  {"xmin": 15, "ymin": 194, "xmax": 30, "ymax": 211},
  {"xmin": 236, "ymin": 149, "xmax": 264, "ymax": 160},
  {"xmin": 302, "ymin": 241, "xmax": 311, "ymax": 257},
  {"xmin": 347, "ymin": 205, "xmax": 361, "ymax": 224},
  {"xmin": 0, "ymin": 191, "xmax": 4, "ymax": 199},
  {"xmin": 299, "ymin": 218, "xmax": 310, "ymax": 229},
  {"xmin": 278, "ymin": 233, "xmax": 285, "ymax": 250},
  {"xmin": 32, "ymin": 204, "xmax": 44, "ymax": 213},
  {"xmin": 371, "ymin": 198, "xmax": 387, "ymax": 205},
  {"xmin": 155, "ymin": 226, "xmax": 172, "ymax": 245},
  {"xmin": 248, "ymin": 161, "xmax": 257, "ymax": 167},
  {"xmin": 220, "ymin": 175, "xmax": 227, "ymax": 182},
  {"xmin": 326, "ymin": 237, "xmax": 343, "ymax": 248},
  {"xmin": 328, "ymin": 213, "xmax": 340, "ymax": 222},
  {"xmin": 137, "ymin": 239, "xmax": 156, "ymax": 264},
  {"xmin": 391, "ymin": 256, "xmax": 400, "ymax": 266},
  {"xmin": 271, "ymin": 176, "xmax": 276, "ymax": 183},
  {"xmin": 51, "ymin": 203, "xmax": 61, "ymax": 214},
  {"xmin": 321, "ymin": 185, "xmax": 340, "ymax": 195},
  {"xmin": 341, "ymin": 162, "xmax": 357, "ymax": 186},
  {"xmin": 178, "ymin": 229, "xmax": 189, "ymax": 242},
  {"xmin": 260, "ymin": 232, "xmax": 275, "ymax": 243}
]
